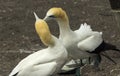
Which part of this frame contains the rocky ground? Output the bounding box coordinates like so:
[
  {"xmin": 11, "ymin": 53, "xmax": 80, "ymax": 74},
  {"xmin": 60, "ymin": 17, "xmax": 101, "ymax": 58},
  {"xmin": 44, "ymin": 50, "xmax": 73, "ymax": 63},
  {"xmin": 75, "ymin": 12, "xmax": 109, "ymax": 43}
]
[{"xmin": 0, "ymin": 0, "xmax": 120, "ymax": 76}]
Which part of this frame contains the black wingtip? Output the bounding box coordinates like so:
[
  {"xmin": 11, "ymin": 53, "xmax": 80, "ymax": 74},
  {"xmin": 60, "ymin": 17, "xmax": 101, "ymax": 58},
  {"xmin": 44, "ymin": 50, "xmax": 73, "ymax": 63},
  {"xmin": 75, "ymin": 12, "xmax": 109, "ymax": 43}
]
[{"xmin": 112, "ymin": 48, "xmax": 120, "ymax": 52}]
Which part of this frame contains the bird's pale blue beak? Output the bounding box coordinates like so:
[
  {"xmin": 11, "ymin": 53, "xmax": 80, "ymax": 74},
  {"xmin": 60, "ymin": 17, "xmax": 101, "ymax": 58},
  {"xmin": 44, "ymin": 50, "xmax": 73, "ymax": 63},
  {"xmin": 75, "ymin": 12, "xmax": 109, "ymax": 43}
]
[
  {"xmin": 43, "ymin": 16, "xmax": 50, "ymax": 21},
  {"xmin": 34, "ymin": 12, "xmax": 40, "ymax": 21},
  {"xmin": 33, "ymin": 12, "xmax": 43, "ymax": 21}
]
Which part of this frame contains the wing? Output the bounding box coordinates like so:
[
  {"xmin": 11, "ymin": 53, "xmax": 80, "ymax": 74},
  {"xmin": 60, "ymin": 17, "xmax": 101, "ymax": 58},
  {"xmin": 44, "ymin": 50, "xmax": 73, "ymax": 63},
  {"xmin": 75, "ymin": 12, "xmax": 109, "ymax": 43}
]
[
  {"xmin": 75, "ymin": 23, "xmax": 103, "ymax": 52},
  {"xmin": 77, "ymin": 32, "xmax": 103, "ymax": 52},
  {"xmin": 27, "ymin": 62, "xmax": 57, "ymax": 76},
  {"xmin": 9, "ymin": 49, "xmax": 57, "ymax": 76}
]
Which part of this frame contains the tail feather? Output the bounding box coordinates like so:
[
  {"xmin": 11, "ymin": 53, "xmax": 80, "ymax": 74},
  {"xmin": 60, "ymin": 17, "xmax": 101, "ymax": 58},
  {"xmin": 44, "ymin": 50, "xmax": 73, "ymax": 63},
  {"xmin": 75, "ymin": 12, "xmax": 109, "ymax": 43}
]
[{"xmin": 112, "ymin": 48, "xmax": 120, "ymax": 52}]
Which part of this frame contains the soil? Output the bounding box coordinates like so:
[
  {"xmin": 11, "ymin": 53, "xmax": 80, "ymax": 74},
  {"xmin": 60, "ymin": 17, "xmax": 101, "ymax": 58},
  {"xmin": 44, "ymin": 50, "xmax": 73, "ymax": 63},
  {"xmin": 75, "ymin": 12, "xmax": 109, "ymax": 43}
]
[{"xmin": 0, "ymin": 0, "xmax": 120, "ymax": 76}]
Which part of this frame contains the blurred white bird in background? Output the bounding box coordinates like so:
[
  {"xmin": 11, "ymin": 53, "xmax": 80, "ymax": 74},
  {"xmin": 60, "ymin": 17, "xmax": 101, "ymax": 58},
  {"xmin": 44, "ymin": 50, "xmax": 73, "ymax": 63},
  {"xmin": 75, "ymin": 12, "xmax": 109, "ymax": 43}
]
[
  {"xmin": 44, "ymin": 7, "xmax": 120, "ymax": 76},
  {"xmin": 9, "ymin": 13, "xmax": 68, "ymax": 76}
]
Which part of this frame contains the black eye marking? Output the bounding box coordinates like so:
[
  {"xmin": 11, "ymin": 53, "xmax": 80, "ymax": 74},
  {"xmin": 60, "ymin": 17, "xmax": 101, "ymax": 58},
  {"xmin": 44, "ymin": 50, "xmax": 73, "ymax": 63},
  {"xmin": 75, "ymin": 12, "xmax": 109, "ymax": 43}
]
[{"xmin": 48, "ymin": 15, "xmax": 55, "ymax": 18}]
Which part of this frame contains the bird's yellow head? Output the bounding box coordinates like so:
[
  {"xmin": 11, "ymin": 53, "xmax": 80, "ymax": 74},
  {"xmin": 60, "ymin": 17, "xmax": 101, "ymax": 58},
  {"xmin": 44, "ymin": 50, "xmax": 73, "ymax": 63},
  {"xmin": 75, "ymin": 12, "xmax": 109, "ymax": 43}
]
[
  {"xmin": 44, "ymin": 7, "xmax": 68, "ymax": 21},
  {"xmin": 34, "ymin": 13, "xmax": 54, "ymax": 46}
]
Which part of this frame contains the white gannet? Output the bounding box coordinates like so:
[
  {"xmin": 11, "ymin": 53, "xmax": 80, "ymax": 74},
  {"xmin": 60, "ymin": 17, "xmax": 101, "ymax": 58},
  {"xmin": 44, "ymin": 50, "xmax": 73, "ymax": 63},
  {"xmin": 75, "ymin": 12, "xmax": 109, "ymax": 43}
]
[
  {"xmin": 43, "ymin": 8, "xmax": 120, "ymax": 75},
  {"xmin": 9, "ymin": 13, "xmax": 68, "ymax": 76},
  {"xmin": 44, "ymin": 7, "xmax": 102, "ymax": 60}
]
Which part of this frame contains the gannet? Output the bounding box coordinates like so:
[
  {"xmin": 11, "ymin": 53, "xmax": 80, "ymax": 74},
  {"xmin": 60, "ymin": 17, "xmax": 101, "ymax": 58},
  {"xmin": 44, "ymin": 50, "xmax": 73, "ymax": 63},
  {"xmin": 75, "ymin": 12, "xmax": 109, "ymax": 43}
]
[
  {"xmin": 9, "ymin": 13, "xmax": 68, "ymax": 76},
  {"xmin": 43, "ymin": 7, "xmax": 120, "ymax": 75},
  {"xmin": 44, "ymin": 7, "xmax": 102, "ymax": 64}
]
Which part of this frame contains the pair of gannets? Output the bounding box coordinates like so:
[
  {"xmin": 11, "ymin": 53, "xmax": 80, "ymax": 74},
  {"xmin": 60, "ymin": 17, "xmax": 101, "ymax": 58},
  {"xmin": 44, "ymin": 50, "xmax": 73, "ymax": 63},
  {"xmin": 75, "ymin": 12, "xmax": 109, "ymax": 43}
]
[
  {"xmin": 9, "ymin": 13, "xmax": 68, "ymax": 76},
  {"xmin": 9, "ymin": 7, "xmax": 118, "ymax": 76}
]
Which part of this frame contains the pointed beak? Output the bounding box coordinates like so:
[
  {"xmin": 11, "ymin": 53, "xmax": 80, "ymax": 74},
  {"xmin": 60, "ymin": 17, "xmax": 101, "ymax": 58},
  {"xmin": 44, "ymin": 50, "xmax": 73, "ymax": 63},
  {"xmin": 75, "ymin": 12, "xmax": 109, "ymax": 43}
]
[
  {"xmin": 43, "ymin": 16, "xmax": 49, "ymax": 21},
  {"xmin": 33, "ymin": 12, "xmax": 40, "ymax": 21}
]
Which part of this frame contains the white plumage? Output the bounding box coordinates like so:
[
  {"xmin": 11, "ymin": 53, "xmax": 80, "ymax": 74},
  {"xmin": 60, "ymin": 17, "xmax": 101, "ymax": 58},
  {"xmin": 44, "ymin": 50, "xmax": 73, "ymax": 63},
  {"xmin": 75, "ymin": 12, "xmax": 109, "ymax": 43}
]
[
  {"xmin": 76, "ymin": 23, "xmax": 103, "ymax": 52},
  {"xmin": 44, "ymin": 7, "xmax": 103, "ymax": 71},
  {"xmin": 9, "ymin": 13, "xmax": 68, "ymax": 76}
]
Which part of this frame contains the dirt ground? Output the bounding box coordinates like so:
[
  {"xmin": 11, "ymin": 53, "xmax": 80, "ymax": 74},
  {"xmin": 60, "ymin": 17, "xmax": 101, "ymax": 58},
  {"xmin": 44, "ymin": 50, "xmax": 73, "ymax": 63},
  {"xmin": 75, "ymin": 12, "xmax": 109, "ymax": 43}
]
[{"xmin": 0, "ymin": 0, "xmax": 120, "ymax": 76}]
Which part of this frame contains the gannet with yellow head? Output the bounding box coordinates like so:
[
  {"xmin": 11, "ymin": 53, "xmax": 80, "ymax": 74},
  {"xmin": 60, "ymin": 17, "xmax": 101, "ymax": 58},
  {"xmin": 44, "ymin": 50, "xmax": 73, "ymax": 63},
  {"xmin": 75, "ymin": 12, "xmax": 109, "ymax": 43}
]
[
  {"xmin": 44, "ymin": 7, "xmax": 103, "ymax": 74},
  {"xmin": 9, "ymin": 13, "xmax": 68, "ymax": 76},
  {"xmin": 44, "ymin": 7, "xmax": 120, "ymax": 76}
]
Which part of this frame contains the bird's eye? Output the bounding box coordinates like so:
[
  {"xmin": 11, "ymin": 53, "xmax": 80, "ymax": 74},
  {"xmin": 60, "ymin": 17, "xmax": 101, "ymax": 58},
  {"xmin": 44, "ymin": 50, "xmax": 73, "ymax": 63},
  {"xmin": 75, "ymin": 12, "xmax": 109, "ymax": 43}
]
[{"xmin": 48, "ymin": 15, "xmax": 55, "ymax": 18}]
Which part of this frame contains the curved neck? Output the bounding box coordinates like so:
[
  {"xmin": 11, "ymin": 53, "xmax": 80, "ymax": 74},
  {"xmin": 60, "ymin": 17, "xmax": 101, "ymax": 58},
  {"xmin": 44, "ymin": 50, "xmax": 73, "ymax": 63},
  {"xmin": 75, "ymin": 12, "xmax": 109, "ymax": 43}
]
[
  {"xmin": 35, "ymin": 20, "xmax": 55, "ymax": 47},
  {"xmin": 39, "ymin": 32, "xmax": 55, "ymax": 47},
  {"xmin": 57, "ymin": 14, "xmax": 72, "ymax": 38}
]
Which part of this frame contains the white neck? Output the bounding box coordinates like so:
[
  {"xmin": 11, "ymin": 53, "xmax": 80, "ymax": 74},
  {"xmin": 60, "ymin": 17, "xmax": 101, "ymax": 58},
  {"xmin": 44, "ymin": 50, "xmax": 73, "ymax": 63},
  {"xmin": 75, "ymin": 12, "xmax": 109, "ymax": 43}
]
[
  {"xmin": 57, "ymin": 19, "xmax": 72, "ymax": 39},
  {"xmin": 47, "ymin": 36, "xmax": 60, "ymax": 49}
]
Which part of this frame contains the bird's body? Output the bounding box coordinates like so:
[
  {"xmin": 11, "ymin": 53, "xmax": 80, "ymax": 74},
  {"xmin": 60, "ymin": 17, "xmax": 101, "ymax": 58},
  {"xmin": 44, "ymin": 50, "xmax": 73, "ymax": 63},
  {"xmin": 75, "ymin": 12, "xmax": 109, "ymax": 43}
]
[
  {"xmin": 9, "ymin": 39, "xmax": 67, "ymax": 76},
  {"xmin": 9, "ymin": 13, "xmax": 68, "ymax": 76},
  {"xmin": 44, "ymin": 7, "xmax": 103, "ymax": 60},
  {"xmin": 58, "ymin": 22, "xmax": 103, "ymax": 59},
  {"xmin": 44, "ymin": 7, "xmax": 103, "ymax": 72},
  {"xmin": 43, "ymin": 8, "xmax": 120, "ymax": 76}
]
